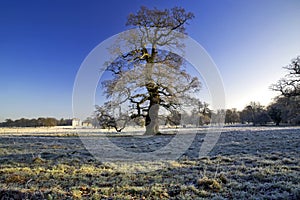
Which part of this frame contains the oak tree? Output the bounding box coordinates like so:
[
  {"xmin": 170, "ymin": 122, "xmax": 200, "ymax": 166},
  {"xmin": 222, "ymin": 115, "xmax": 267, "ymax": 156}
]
[{"xmin": 99, "ymin": 7, "xmax": 200, "ymax": 134}]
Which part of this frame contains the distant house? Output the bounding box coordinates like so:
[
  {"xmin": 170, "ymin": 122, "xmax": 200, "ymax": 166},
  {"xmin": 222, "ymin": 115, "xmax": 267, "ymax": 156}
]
[{"xmin": 72, "ymin": 118, "xmax": 82, "ymax": 127}]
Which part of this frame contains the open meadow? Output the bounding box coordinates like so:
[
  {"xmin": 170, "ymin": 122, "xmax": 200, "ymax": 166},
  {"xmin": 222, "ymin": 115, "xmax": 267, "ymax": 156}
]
[{"xmin": 0, "ymin": 126, "xmax": 299, "ymax": 199}]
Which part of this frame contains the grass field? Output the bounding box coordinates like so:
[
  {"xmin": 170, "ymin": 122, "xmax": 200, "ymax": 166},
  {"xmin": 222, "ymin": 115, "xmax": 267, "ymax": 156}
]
[{"xmin": 0, "ymin": 126, "xmax": 299, "ymax": 199}]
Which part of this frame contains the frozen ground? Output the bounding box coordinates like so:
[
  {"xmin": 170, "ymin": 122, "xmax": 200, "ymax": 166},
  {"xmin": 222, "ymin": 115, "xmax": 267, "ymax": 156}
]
[
  {"xmin": 0, "ymin": 126, "xmax": 299, "ymax": 199},
  {"xmin": 1, "ymin": 124, "xmax": 300, "ymax": 135}
]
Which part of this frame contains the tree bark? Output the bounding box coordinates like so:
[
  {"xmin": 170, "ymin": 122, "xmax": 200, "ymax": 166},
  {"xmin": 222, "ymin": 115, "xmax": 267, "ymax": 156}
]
[
  {"xmin": 145, "ymin": 103, "xmax": 160, "ymax": 135},
  {"xmin": 144, "ymin": 80, "xmax": 160, "ymax": 135}
]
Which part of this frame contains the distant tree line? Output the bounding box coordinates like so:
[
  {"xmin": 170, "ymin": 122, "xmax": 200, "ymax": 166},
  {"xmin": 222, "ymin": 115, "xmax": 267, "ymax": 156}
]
[
  {"xmin": 227, "ymin": 56, "xmax": 300, "ymax": 126},
  {"xmin": 195, "ymin": 57, "xmax": 299, "ymax": 126},
  {"xmin": 225, "ymin": 102, "xmax": 271, "ymax": 125},
  {"xmin": 0, "ymin": 118, "xmax": 72, "ymax": 127}
]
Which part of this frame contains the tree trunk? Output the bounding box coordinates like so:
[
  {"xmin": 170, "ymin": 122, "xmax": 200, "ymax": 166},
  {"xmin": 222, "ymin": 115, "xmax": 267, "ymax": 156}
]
[
  {"xmin": 144, "ymin": 80, "xmax": 160, "ymax": 135},
  {"xmin": 144, "ymin": 47, "xmax": 161, "ymax": 135},
  {"xmin": 145, "ymin": 103, "xmax": 160, "ymax": 135}
]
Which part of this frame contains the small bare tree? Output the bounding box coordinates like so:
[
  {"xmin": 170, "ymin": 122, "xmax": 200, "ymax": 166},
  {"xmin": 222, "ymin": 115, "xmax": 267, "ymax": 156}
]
[
  {"xmin": 270, "ymin": 56, "xmax": 300, "ymax": 97},
  {"xmin": 95, "ymin": 103, "xmax": 130, "ymax": 132}
]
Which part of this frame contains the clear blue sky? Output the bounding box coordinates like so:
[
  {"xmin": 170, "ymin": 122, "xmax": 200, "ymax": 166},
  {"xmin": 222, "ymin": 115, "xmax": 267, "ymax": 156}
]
[{"xmin": 1, "ymin": 0, "xmax": 300, "ymax": 122}]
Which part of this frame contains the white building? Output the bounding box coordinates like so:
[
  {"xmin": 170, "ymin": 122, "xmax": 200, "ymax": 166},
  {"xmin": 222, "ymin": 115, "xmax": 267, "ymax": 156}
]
[{"xmin": 72, "ymin": 118, "xmax": 82, "ymax": 127}]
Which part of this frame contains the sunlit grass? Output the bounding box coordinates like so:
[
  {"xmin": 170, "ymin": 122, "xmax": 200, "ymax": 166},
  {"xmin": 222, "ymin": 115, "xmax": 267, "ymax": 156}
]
[{"xmin": 0, "ymin": 153, "xmax": 299, "ymax": 199}]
